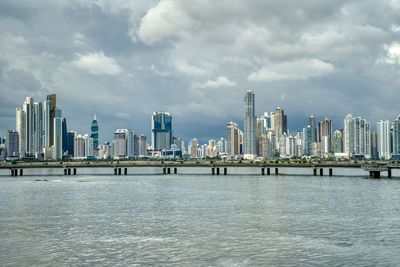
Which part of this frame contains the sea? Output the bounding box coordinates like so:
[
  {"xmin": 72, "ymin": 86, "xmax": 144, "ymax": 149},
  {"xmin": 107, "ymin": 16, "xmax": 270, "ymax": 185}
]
[{"xmin": 0, "ymin": 167, "xmax": 400, "ymax": 266}]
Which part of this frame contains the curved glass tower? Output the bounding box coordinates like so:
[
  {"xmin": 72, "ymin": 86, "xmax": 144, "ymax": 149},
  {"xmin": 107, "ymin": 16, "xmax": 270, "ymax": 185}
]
[{"xmin": 91, "ymin": 114, "xmax": 99, "ymax": 149}]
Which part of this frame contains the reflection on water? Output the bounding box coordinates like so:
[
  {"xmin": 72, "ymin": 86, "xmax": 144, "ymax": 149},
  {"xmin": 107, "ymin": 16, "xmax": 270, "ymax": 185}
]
[{"xmin": 0, "ymin": 168, "xmax": 400, "ymax": 266}]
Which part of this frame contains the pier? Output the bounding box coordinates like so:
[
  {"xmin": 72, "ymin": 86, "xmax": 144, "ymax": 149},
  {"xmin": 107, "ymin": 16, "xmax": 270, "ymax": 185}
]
[{"xmin": 1, "ymin": 161, "xmax": 399, "ymax": 178}]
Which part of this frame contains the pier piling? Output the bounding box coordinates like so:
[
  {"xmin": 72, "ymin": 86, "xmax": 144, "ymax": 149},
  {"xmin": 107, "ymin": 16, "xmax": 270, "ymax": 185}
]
[
  {"xmin": 74, "ymin": 168, "xmax": 77, "ymax": 175},
  {"xmin": 212, "ymin": 168, "xmax": 215, "ymax": 175},
  {"xmin": 64, "ymin": 169, "xmax": 67, "ymax": 175},
  {"xmin": 114, "ymin": 168, "xmax": 117, "ymax": 175},
  {"xmin": 19, "ymin": 169, "xmax": 23, "ymax": 176},
  {"xmin": 275, "ymin": 168, "xmax": 278, "ymax": 175},
  {"xmin": 388, "ymin": 168, "xmax": 392, "ymax": 178},
  {"xmin": 174, "ymin": 168, "xmax": 177, "ymax": 174},
  {"xmin": 216, "ymin": 168, "xmax": 220, "ymax": 175},
  {"xmin": 124, "ymin": 168, "xmax": 127, "ymax": 175},
  {"xmin": 313, "ymin": 168, "xmax": 317, "ymax": 176},
  {"xmin": 261, "ymin": 168, "xmax": 265, "ymax": 175},
  {"xmin": 167, "ymin": 168, "xmax": 171, "ymax": 174},
  {"xmin": 329, "ymin": 168, "xmax": 333, "ymax": 176},
  {"xmin": 267, "ymin": 168, "xmax": 270, "ymax": 175},
  {"xmin": 118, "ymin": 168, "xmax": 121, "ymax": 175},
  {"xmin": 320, "ymin": 168, "xmax": 324, "ymax": 176},
  {"xmin": 224, "ymin": 167, "xmax": 227, "ymax": 175},
  {"xmin": 163, "ymin": 167, "xmax": 166, "ymax": 174}
]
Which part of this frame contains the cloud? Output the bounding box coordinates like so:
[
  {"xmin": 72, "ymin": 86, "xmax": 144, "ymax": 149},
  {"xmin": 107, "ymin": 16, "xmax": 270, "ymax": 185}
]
[
  {"xmin": 74, "ymin": 52, "xmax": 122, "ymax": 75},
  {"xmin": 193, "ymin": 76, "xmax": 236, "ymax": 88},
  {"xmin": 382, "ymin": 42, "xmax": 400, "ymax": 64},
  {"xmin": 248, "ymin": 59, "xmax": 335, "ymax": 82},
  {"xmin": 173, "ymin": 59, "xmax": 207, "ymax": 76},
  {"xmin": 137, "ymin": 0, "xmax": 195, "ymax": 44}
]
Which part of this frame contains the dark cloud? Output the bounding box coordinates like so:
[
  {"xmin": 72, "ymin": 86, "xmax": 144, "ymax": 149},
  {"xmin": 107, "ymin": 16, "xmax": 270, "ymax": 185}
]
[{"xmin": 1, "ymin": 0, "xmax": 400, "ymax": 143}]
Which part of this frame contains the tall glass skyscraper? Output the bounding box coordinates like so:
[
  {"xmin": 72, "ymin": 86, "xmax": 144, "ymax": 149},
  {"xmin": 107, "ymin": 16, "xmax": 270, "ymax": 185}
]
[
  {"xmin": 53, "ymin": 108, "xmax": 63, "ymax": 160},
  {"xmin": 244, "ymin": 90, "xmax": 256, "ymax": 157},
  {"xmin": 377, "ymin": 120, "xmax": 391, "ymax": 160},
  {"xmin": 392, "ymin": 115, "xmax": 400, "ymax": 155},
  {"xmin": 151, "ymin": 112, "xmax": 172, "ymax": 150},
  {"xmin": 90, "ymin": 114, "xmax": 99, "ymax": 149}
]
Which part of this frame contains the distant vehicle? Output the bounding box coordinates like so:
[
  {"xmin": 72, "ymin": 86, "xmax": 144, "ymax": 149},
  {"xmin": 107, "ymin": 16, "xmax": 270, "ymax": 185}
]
[{"xmin": 16, "ymin": 161, "xmax": 24, "ymax": 163}]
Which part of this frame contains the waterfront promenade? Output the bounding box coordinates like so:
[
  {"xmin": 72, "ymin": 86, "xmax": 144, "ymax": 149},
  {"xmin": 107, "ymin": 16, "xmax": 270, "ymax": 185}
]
[{"xmin": 1, "ymin": 160, "xmax": 399, "ymax": 178}]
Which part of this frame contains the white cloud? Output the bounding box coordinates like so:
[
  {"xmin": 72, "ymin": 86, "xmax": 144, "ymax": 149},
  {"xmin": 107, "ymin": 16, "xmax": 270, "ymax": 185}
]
[
  {"xmin": 150, "ymin": 65, "xmax": 170, "ymax": 76},
  {"xmin": 193, "ymin": 76, "xmax": 236, "ymax": 88},
  {"xmin": 137, "ymin": 0, "xmax": 195, "ymax": 44},
  {"xmin": 383, "ymin": 42, "xmax": 400, "ymax": 64},
  {"xmin": 173, "ymin": 59, "xmax": 207, "ymax": 76},
  {"xmin": 74, "ymin": 52, "xmax": 122, "ymax": 75},
  {"xmin": 248, "ymin": 59, "xmax": 335, "ymax": 82}
]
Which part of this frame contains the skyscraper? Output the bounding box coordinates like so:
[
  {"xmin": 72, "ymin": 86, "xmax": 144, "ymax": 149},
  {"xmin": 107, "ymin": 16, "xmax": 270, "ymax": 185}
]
[
  {"xmin": 112, "ymin": 129, "xmax": 134, "ymax": 159},
  {"xmin": 151, "ymin": 112, "xmax": 172, "ymax": 150},
  {"xmin": 319, "ymin": 117, "xmax": 332, "ymax": 153},
  {"xmin": 244, "ymin": 90, "xmax": 256, "ymax": 158},
  {"xmin": 90, "ymin": 114, "xmax": 99, "ymax": 150},
  {"xmin": 377, "ymin": 120, "xmax": 391, "ymax": 160},
  {"xmin": 16, "ymin": 107, "xmax": 25, "ymax": 156},
  {"xmin": 392, "ymin": 115, "xmax": 400, "ymax": 155},
  {"xmin": 48, "ymin": 94, "xmax": 56, "ymax": 147},
  {"xmin": 5, "ymin": 130, "xmax": 19, "ymax": 159},
  {"xmin": 53, "ymin": 108, "xmax": 63, "ymax": 160},
  {"xmin": 309, "ymin": 115, "xmax": 316, "ymax": 143},
  {"xmin": 226, "ymin": 121, "xmax": 240, "ymax": 156},
  {"xmin": 344, "ymin": 114, "xmax": 354, "ymax": 154},
  {"xmin": 62, "ymin": 118, "xmax": 68, "ymax": 154},
  {"xmin": 303, "ymin": 125, "xmax": 313, "ymax": 156},
  {"xmin": 333, "ymin": 130, "xmax": 343, "ymax": 153}
]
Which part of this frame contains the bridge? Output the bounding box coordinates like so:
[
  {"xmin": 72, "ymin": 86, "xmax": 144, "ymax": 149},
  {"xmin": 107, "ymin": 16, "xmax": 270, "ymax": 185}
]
[{"xmin": 1, "ymin": 161, "xmax": 399, "ymax": 178}]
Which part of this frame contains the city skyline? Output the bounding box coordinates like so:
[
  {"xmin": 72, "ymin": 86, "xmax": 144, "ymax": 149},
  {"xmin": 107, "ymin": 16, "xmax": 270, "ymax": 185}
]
[{"xmin": 1, "ymin": 1, "xmax": 400, "ymax": 144}]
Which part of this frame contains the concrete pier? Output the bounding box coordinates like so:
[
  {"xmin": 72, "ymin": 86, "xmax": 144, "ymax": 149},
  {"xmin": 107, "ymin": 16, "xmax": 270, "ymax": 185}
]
[
  {"xmin": 275, "ymin": 168, "xmax": 278, "ymax": 175},
  {"xmin": 212, "ymin": 168, "xmax": 215, "ymax": 175},
  {"xmin": 261, "ymin": 168, "xmax": 265, "ymax": 175},
  {"xmin": 163, "ymin": 167, "xmax": 166, "ymax": 174},
  {"xmin": 74, "ymin": 168, "xmax": 77, "ymax": 175},
  {"xmin": 124, "ymin": 168, "xmax": 127, "ymax": 175},
  {"xmin": 267, "ymin": 168, "xmax": 270, "ymax": 175},
  {"xmin": 19, "ymin": 169, "xmax": 23, "ymax": 176},
  {"xmin": 216, "ymin": 168, "xmax": 220, "ymax": 175},
  {"xmin": 388, "ymin": 168, "xmax": 392, "ymax": 178},
  {"xmin": 114, "ymin": 168, "xmax": 117, "ymax": 175},
  {"xmin": 329, "ymin": 168, "xmax": 333, "ymax": 176},
  {"xmin": 313, "ymin": 168, "xmax": 317, "ymax": 176},
  {"xmin": 224, "ymin": 167, "xmax": 227, "ymax": 175},
  {"xmin": 174, "ymin": 168, "xmax": 177, "ymax": 174},
  {"xmin": 320, "ymin": 168, "xmax": 324, "ymax": 176},
  {"xmin": 68, "ymin": 168, "xmax": 71, "ymax": 175},
  {"xmin": 118, "ymin": 168, "xmax": 122, "ymax": 175},
  {"xmin": 64, "ymin": 169, "xmax": 67, "ymax": 175}
]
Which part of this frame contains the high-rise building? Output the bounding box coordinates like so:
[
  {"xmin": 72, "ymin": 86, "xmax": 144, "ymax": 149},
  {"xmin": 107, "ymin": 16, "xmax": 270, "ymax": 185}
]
[
  {"xmin": 62, "ymin": 118, "xmax": 68, "ymax": 154},
  {"xmin": 47, "ymin": 94, "xmax": 56, "ymax": 147},
  {"xmin": 377, "ymin": 120, "xmax": 391, "ymax": 160},
  {"xmin": 53, "ymin": 108, "xmax": 63, "ymax": 160},
  {"xmin": 371, "ymin": 131, "xmax": 378, "ymax": 159},
  {"xmin": 151, "ymin": 112, "xmax": 172, "ymax": 150},
  {"xmin": 138, "ymin": 135, "xmax": 147, "ymax": 157},
  {"xmin": 272, "ymin": 107, "xmax": 287, "ymax": 152},
  {"xmin": 74, "ymin": 134, "xmax": 86, "ymax": 159},
  {"xmin": 392, "ymin": 115, "xmax": 400, "ymax": 155},
  {"xmin": 333, "ymin": 130, "xmax": 343, "ymax": 153},
  {"xmin": 16, "ymin": 108, "xmax": 25, "ymax": 156},
  {"xmin": 309, "ymin": 115, "xmax": 316, "ymax": 143},
  {"xmin": 23, "ymin": 97, "xmax": 34, "ymax": 156},
  {"xmin": 5, "ymin": 130, "xmax": 19, "ymax": 159},
  {"xmin": 226, "ymin": 121, "xmax": 240, "ymax": 156},
  {"xmin": 90, "ymin": 114, "xmax": 99, "ymax": 150},
  {"xmin": 189, "ymin": 138, "xmax": 198, "ymax": 158},
  {"xmin": 303, "ymin": 125, "xmax": 313, "ymax": 156},
  {"xmin": 319, "ymin": 117, "xmax": 333, "ymax": 153},
  {"xmin": 244, "ymin": 90, "xmax": 256, "ymax": 158},
  {"xmin": 344, "ymin": 114, "xmax": 354, "ymax": 154},
  {"xmin": 67, "ymin": 131, "xmax": 76, "ymax": 156},
  {"xmin": 112, "ymin": 129, "xmax": 134, "ymax": 159}
]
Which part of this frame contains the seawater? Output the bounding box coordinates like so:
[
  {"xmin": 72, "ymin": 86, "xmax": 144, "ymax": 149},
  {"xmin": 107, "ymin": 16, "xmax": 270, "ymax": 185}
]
[{"xmin": 1, "ymin": 167, "xmax": 400, "ymax": 266}]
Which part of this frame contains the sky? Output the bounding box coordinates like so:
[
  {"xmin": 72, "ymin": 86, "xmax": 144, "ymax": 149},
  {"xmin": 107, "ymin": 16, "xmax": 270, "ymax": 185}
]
[{"xmin": 1, "ymin": 0, "xmax": 400, "ymax": 144}]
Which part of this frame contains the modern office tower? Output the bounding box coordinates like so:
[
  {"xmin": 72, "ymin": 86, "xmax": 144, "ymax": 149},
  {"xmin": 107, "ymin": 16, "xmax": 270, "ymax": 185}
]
[
  {"xmin": 112, "ymin": 129, "xmax": 134, "ymax": 159},
  {"xmin": 344, "ymin": 114, "xmax": 355, "ymax": 154},
  {"xmin": 333, "ymin": 130, "xmax": 343, "ymax": 153},
  {"xmin": 272, "ymin": 107, "xmax": 287, "ymax": 151},
  {"xmin": 74, "ymin": 134, "xmax": 86, "ymax": 158},
  {"xmin": 258, "ymin": 134, "xmax": 267, "ymax": 157},
  {"xmin": 226, "ymin": 121, "xmax": 240, "ymax": 155},
  {"xmin": 5, "ymin": 130, "xmax": 19, "ymax": 158},
  {"xmin": 151, "ymin": 112, "xmax": 172, "ymax": 150},
  {"xmin": 47, "ymin": 94, "xmax": 56, "ymax": 146},
  {"xmin": 371, "ymin": 130, "xmax": 378, "ymax": 159},
  {"xmin": 138, "ymin": 135, "xmax": 147, "ymax": 157},
  {"xmin": 255, "ymin": 117, "xmax": 264, "ymax": 156},
  {"xmin": 217, "ymin": 137, "xmax": 227, "ymax": 154},
  {"xmin": 62, "ymin": 118, "xmax": 68, "ymax": 154},
  {"xmin": 189, "ymin": 138, "xmax": 198, "ymax": 158},
  {"xmin": 309, "ymin": 115, "xmax": 316, "ymax": 143},
  {"xmin": 243, "ymin": 90, "xmax": 256, "ymax": 158},
  {"xmin": 53, "ymin": 108, "xmax": 63, "ymax": 160},
  {"xmin": 260, "ymin": 112, "xmax": 271, "ymax": 131},
  {"xmin": 67, "ymin": 131, "xmax": 75, "ymax": 156},
  {"xmin": 134, "ymin": 134, "xmax": 139, "ymax": 156},
  {"xmin": 23, "ymin": 97, "xmax": 34, "ymax": 156},
  {"xmin": 33, "ymin": 101, "xmax": 43, "ymax": 154},
  {"xmin": 319, "ymin": 117, "xmax": 333, "ymax": 153},
  {"xmin": 16, "ymin": 108, "xmax": 25, "ymax": 156},
  {"xmin": 392, "ymin": 115, "xmax": 400, "ymax": 155},
  {"xmin": 295, "ymin": 131, "xmax": 303, "ymax": 157},
  {"xmin": 98, "ymin": 142, "xmax": 111, "ymax": 159},
  {"xmin": 348, "ymin": 117, "xmax": 370, "ymax": 157},
  {"xmin": 303, "ymin": 125, "xmax": 313, "ymax": 156},
  {"xmin": 280, "ymin": 132, "xmax": 288, "ymax": 156},
  {"xmin": 84, "ymin": 134, "xmax": 94, "ymax": 157},
  {"xmin": 90, "ymin": 114, "xmax": 99, "ymax": 150},
  {"xmin": 377, "ymin": 120, "xmax": 391, "ymax": 160},
  {"xmin": 43, "ymin": 98, "xmax": 50, "ymax": 148}
]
